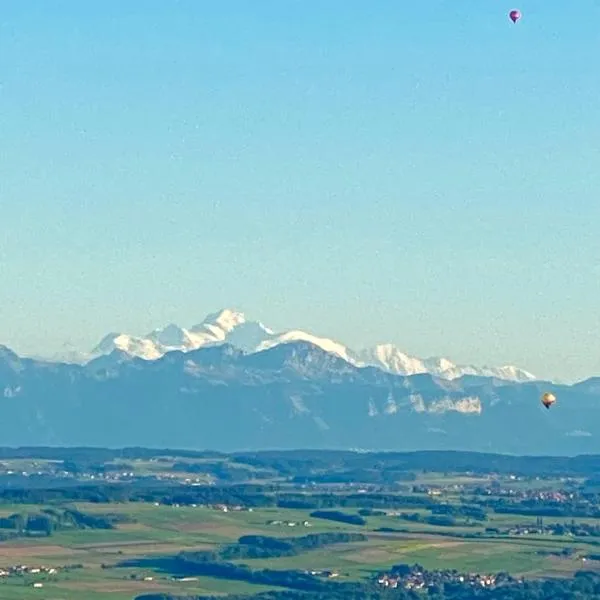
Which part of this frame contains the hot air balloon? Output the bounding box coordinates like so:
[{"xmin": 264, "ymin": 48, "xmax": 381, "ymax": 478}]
[
  {"xmin": 509, "ymin": 9, "xmax": 521, "ymax": 23},
  {"xmin": 541, "ymin": 392, "xmax": 556, "ymax": 410}
]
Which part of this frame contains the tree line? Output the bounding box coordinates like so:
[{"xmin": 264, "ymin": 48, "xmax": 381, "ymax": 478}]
[
  {"xmin": 0, "ymin": 507, "xmax": 132, "ymax": 539},
  {"xmin": 152, "ymin": 532, "xmax": 370, "ymax": 562},
  {"xmin": 5, "ymin": 481, "xmax": 600, "ymax": 523},
  {"xmin": 2, "ymin": 446, "xmax": 600, "ymax": 479},
  {"xmin": 134, "ymin": 570, "xmax": 600, "ymax": 600}
]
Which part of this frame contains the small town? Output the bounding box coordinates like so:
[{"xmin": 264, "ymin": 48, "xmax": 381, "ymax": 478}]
[
  {"xmin": 0, "ymin": 562, "xmax": 61, "ymax": 589},
  {"xmin": 267, "ymin": 519, "xmax": 312, "ymax": 528},
  {"xmin": 375, "ymin": 565, "xmax": 512, "ymax": 591},
  {"xmin": 0, "ymin": 564, "xmax": 59, "ymax": 578}
]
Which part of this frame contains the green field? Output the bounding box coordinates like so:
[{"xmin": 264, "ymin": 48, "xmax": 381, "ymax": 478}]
[
  {"xmin": 0, "ymin": 451, "xmax": 595, "ymax": 600},
  {"xmin": 0, "ymin": 571, "xmax": 280, "ymax": 600},
  {"xmin": 0, "ymin": 497, "xmax": 596, "ymax": 599}
]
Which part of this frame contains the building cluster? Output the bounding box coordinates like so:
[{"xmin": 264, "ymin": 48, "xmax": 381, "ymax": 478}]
[
  {"xmin": 376, "ymin": 567, "xmax": 499, "ymax": 591},
  {"xmin": 267, "ymin": 519, "xmax": 312, "ymax": 527},
  {"xmin": 501, "ymin": 520, "xmax": 600, "ymax": 538},
  {"xmin": 305, "ymin": 569, "xmax": 339, "ymax": 578},
  {"xmin": 0, "ymin": 564, "xmax": 59, "ymax": 578},
  {"xmin": 413, "ymin": 481, "xmax": 579, "ymax": 503},
  {"xmin": 210, "ymin": 503, "xmax": 253, "ymax": 512},
  {"xmin": 0, "ymin": 463, "xmax": 215, "ymax": 486},
  {"xmin": 149, "ymin": 502, "xmax": 253, "ymax": 512}
]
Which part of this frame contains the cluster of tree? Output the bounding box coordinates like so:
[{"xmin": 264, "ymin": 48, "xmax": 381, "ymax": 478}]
[
  {"xmin": 358, "ymin": 508, "xmax": 387, "ymax": 517},
  {"xmin": 291, "ymin": 468, "xmax": 416, "ymax": 486},
  {"xmin": 387, "ymin": 508, "xmax": 486, "ymax": 529},
  {"xmin": 120, "ymin": 555, "xmax": 334, "ymax": 592},
  {"xmin": 431, "ymin": 504, "xmax": 488, "ymax": 521},
  {"xmin": 3, "ymin": 447, "xmax": 600, "ymax": 481},
  {"xmin": 61, "ymin": 459, "xmax": 136, "ymax": 475},
  {"xmin": 396, "ymin": 512, "xmax": 465, "ymax": 528},
  {"xmin": 309, "ymin": 510, "xmax": 366, "ymax": 526},
  {"xmin": 389, "ymin": 505, "xmax": 488, "ymax": 529},
  {"xmin": 0, "ymin": 480, "xmax": 452, "ymax": 514},
  {"xmin": 0, "ymin": 482, "xmax": 274, "ymax": 507},
  {"xmin": 485, "ymin": 498, "xmax": 600, "ymax": 519},
  {"xmin": 171, "ymin": 462, "xmax": 273, "ymax": 482},
  {"xmin": 177, "ymin": 532, "xmax": 369, "ymax": 562},
  {"xmin": 277, "ymin": 492, "xmax": 438, "ymax": 511},
  {"xmin": 537, "ymin": 547, "xmax": 577, "ymax": 559},
  {"xmin": 230, "ymin": 449, "xmax": 600, "ymax": 479},
  {"xmin": 0, "ymin": 507, "xmax": 132, "ymax": 537},
  {"xmin": 374, "ymin": 527, "xmax": 486, "ymax": 542}
]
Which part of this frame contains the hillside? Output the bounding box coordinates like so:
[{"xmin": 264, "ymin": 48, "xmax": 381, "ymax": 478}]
[{"xmin": 0, "ymin": 341, "xmax": 596, "ymax": 454}]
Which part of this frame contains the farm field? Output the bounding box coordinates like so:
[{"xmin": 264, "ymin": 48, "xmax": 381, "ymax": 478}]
[
  {"xmin": 0, "ymin": 500, "xmax": 597, "ymax": 599},
  {"xmin": 0, "ymin": 448, "xmax": 597, "ymax": 599}
]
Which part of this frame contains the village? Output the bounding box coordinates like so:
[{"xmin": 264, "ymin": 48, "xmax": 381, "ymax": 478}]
[
  {"xmin": 0, "ymin": 564, "xmax": 60, "ymax": 578},
  {"xmin": 267, "ymin": 518, "xmax": 312, "ymax": 528},
  {"xmin": 375, "ymin": 565, "xmax": 514, "ymax": 591},
  {"xmin": 489, "ymin": 518, "xmax": 600, "ymax": 538},
  {"xmin": 0, "ymin": 564, "xmax": 62, "ymax": 590},
  {"xmin": 413, "ymin": 480, "xmax": 579, "ymax": 503}
]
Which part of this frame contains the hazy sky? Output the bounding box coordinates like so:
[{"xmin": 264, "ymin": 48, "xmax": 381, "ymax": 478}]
[{"xmin": 1, "ymin": 1, "xmax": 600, "ymax": 382}]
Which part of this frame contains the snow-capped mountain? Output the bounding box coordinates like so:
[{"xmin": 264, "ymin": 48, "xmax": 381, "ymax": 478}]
[
  {"xmin": 0, "ymin": 339, "xmax": 594, "ymax": 454},
  {"xmin": 93, "ymin": 333, "xmax": 164, "ymax": 361},
  {"xmin": 92, "ymin": 309, "xmax": 273, "ymax": 361},
  {"xmin": 356, "ymin": 346, "xmax": 535, "ymax": 383},
  {"xmin": 86, "ymin": 308, "xmax": 537, "ymax": 383}
]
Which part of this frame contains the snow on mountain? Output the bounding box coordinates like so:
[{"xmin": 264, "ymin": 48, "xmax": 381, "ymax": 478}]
[
  {"xmin": 90, "ymin": 309, "xmax": 274, "ymax": 361},
  {"xmin": 255, "ymin": 330, "xmax": 354, "ymax": 363},
  {"xmin": 353, "ymin": 346, "xmax": 536, "ymax": 382},
  {"xmin": 488, "ymin": 366, "xmax": 537, "ymax": 382},
  {"xmin": 193, "ymin": 308, "xmax": 247, "ymax": 334},
  {"xmin": 421, "ymin": 357, "xmax": 535, "ymax": 382},
  {"xmin": 354, "ymin": 344, "xmax": 427, "ymax": 376},
  {"xmin": 190, "ymin": 309, "xmax": 273, "ymax": 353},
  {"xmin": 93, "ymin": 333, "xmax": 163, "ymax": 361},
  {"xmin": 146, "ymin": 324, "xmax": 197, "ymax": 352},
  {"xmin": 87, "ymin": 308, "xmax": 536, "ymax": 383}
]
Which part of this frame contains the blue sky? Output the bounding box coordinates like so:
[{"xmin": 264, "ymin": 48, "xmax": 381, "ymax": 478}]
[{"xmin": 1, "ymin": 1, "xmax": 600, "ymax": 382}]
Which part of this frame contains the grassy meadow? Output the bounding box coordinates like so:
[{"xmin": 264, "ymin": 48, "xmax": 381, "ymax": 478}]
[{"xmin": 0, "ymin": 489, "xmax": 596, "ymax": 600}]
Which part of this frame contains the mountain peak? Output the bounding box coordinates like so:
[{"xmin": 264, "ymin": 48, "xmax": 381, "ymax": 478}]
[
  {"xmin": 85, "ymin": 307, "xmax": 537, "ymax": 384},
  {"xmin": 146, "ymin": 323, "xmax": 195, "ymax": 350},
  {"xmin": 0, "ymin": 340, "xmax": 593, "ymax": 455},
  {"xmin": 243, "ymin": 340, "xmax": 356, "ymax": 377},
  {"xmin": 0, "ymin": 345, "xmax": 19, "ymax": 359},
  {"xmin": 0, "ymin": 345, "xmax": 25, "ymax": 375},
  {"xmin": 92, "ymin": 333, "xmax": 162, "ymax": 361},
  {"xmin": 197, "ymin": 308, "xmax": 247, "ymax": 332}
]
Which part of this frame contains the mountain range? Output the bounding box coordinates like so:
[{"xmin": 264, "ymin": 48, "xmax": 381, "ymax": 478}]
[
  {"xmin": 1, "ymin": 310, "xmax": 599, "ymax": 455},
  {"xmin": 77, "ymin": 309, "xmax": 536, "ymax": 383}
]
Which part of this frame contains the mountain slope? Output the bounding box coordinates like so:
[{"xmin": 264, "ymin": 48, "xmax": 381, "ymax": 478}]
[
  {"xmin": 0, "ymin": 341, "xmax": 595, "ymax": 455},
  {"xmin": 355, "ymin": 346, "xmax": 535, "ymax": 382},
  {"xmin": 86, "ymin": 308, "xmax": 536, "ymax": 383}
]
